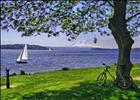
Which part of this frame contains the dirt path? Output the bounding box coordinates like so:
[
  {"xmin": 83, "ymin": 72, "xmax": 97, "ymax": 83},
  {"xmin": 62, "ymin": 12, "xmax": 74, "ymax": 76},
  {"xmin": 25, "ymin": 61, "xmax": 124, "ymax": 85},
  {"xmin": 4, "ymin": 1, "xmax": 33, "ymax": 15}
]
[
  {"xmin": 0, "ymin": 85, "xmax": 17, "ymax": 89},
  {"xmin": 133, "ymin": 76, "xmax": 140, "ymax": 80}
]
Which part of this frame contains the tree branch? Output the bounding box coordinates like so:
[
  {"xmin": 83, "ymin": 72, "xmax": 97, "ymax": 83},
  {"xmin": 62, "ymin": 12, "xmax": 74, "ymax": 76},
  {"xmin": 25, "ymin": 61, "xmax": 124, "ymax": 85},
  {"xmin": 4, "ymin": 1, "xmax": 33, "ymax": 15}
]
[
  {"xmin": 107, "ymin": 0, "xmax": 113, "ymax": 7},
  {"xmin": 126, "ymin": 12, "xmax": 140, "ymax": 22}
]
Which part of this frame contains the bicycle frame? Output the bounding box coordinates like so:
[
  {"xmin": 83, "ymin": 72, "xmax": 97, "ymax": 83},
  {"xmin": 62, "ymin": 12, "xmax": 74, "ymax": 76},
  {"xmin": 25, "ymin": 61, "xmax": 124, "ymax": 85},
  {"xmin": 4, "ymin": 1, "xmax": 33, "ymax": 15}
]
[
  {"xmin": 100, "ymin": 64, "xmax": 115, "ymax": 81},
  {"xmin": 97, "ymin": 64, "xmax": 133, "ymax": 89},
  {"xmin": 96, "ymin": 64, "xmax": 115, "ymax": 86},
  {"xmin": 106, "ymin": 70, "xmax": 115, "ymax": 81}
]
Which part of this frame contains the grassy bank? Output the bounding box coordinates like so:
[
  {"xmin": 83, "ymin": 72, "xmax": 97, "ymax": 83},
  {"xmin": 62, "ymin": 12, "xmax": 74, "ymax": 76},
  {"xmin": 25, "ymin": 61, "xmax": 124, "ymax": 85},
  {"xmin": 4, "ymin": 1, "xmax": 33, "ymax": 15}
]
[{"xmin": 1, "ymin": 63, "xmax": 140, "ymax": 100}]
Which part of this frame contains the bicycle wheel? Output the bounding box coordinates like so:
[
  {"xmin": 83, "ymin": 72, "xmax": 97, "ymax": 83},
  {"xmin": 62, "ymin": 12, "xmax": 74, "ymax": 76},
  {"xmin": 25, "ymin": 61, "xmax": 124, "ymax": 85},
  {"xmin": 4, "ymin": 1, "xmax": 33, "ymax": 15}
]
[
  {"xmin": 96, "ymin": 72, "xmax": 106, "ymax": 86},
  {"xmin": 117, "ymin": 76, "xmax": 133, "ymax": 89}
]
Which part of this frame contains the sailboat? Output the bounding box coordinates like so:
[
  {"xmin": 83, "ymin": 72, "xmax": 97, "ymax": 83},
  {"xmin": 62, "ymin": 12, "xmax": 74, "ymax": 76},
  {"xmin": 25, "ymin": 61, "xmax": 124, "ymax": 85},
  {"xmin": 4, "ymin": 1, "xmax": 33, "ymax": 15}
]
[
  {"xmin": 16, "ymin": 44, "xmax": 28, "ymax": 63},
  {"xmin": 49, "ymin": 48, "xmax": 52, "ymax": 51}
]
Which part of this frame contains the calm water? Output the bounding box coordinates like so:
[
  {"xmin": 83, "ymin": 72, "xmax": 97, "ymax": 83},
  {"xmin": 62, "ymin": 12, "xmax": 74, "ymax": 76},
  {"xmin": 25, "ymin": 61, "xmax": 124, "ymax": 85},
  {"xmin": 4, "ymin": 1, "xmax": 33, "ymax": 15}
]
[{"xmin": 1, "ymin": 48, "xmax": 140, "ymax": 76}]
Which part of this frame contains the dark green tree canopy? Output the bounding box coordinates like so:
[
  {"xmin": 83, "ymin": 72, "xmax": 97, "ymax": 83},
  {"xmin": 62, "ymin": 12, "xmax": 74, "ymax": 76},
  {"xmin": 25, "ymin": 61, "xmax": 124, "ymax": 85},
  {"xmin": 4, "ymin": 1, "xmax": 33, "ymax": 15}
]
[{"xmin": 1, "ymin": 0, "xmax": 140, "ymax": 40}]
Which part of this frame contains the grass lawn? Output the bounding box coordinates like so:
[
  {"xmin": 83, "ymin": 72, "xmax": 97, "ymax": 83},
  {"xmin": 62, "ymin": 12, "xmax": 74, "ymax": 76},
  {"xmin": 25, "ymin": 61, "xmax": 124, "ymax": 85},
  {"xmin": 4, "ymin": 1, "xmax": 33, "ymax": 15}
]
[{"xmin": 1, "ymin": 63, "xmax": 140, "ymax": 100}]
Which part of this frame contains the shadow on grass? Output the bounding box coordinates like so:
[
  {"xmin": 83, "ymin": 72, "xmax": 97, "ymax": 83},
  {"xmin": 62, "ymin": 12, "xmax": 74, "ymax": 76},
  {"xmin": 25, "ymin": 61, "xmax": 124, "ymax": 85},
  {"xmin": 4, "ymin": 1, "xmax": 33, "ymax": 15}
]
[{"xmin": 22, "ymin": 81, "xmax": 140, "ymax": 100}]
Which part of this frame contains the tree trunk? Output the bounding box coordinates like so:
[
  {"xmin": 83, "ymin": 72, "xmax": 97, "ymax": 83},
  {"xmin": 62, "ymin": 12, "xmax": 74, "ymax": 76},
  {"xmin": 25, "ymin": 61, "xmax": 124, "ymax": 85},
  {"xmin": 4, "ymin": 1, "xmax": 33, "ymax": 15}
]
[{"xmin": 108, "ymin": 0, "xmax": 134, "ymax": 88}]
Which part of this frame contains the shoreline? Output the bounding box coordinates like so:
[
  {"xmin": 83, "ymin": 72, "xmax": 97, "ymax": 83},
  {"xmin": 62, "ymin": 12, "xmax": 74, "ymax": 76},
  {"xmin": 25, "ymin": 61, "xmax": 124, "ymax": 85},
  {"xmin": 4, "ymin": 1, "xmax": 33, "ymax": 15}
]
[{"xmin": 1, "ymin": 63, "xmax": 139, "ymax": 77}]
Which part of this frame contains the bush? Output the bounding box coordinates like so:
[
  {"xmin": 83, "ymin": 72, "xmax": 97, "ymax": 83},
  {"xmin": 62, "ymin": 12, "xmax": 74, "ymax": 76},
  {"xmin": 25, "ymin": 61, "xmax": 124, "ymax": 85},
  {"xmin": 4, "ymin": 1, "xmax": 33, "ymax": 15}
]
[
  {"xmin": 10, "ymin": 73, "xmax": 17, "ymax": 76},
  {"xmin": 20, "ymin": 70, "xmax": 26, "ymax": 75},
  {"xmin": 62, "ymin": 67, "xmax": 69, "ymax": 71}
]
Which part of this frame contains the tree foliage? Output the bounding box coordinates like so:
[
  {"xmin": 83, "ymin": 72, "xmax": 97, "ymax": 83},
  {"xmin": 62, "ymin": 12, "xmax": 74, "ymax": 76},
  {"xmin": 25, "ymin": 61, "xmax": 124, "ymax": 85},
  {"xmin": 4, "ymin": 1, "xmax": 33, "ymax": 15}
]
[{"xmin": 1, "ymin": 0, "xmax": 140, "ymax": 40}]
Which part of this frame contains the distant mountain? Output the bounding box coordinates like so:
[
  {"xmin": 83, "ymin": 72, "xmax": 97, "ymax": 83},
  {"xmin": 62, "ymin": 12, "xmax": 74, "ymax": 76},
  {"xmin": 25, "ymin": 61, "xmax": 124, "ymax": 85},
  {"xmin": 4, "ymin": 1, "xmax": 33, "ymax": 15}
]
[
  {"xmin": 1, "ymin": 44, "xmax": 50, "ymax": 50},
  {"xmin": 72, "ymin": 40, "xmax": 140, "ymax": 50},
  {"xmin": 72, "ymin": 40, "xmax": 96, "ymax": 47}
]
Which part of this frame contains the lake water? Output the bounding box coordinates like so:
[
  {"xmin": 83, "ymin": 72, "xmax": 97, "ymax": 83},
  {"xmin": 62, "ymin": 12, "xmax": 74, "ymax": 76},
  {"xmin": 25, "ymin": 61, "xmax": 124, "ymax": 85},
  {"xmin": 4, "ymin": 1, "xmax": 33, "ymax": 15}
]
[{"xmin": 1, "ymin": 48, "xmax": 140, "ymax": 76}]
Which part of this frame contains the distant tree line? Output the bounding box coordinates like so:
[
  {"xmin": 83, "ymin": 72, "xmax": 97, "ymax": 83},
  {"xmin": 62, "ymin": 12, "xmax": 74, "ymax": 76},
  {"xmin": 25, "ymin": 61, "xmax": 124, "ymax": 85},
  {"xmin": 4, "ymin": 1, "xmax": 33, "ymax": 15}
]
[{"xmin": 1, "ymin": 44, "xmax": 50, "ymax": 50}]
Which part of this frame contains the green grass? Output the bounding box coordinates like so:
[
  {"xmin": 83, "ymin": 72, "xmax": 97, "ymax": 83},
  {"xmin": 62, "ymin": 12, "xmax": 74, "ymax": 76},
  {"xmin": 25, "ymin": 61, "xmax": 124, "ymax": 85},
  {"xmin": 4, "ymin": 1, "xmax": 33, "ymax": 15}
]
[{"xmin": 1, "ymin": 63, "xmax": 140, "ymax": 100}]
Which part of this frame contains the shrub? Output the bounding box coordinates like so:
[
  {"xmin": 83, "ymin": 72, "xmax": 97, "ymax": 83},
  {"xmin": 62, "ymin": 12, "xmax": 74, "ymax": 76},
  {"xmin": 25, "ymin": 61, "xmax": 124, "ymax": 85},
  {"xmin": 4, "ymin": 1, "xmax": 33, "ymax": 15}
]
[
  {"xmin": 10, "ymin": 73, "xmax": 17, "ymax": 76},
  {"xmin": 62, "ymin": 67, "xmax": 69, "ymax": 70},
  {"xmin": 20, "ymin": 70, "xmax": 26, "ymax": 75}
]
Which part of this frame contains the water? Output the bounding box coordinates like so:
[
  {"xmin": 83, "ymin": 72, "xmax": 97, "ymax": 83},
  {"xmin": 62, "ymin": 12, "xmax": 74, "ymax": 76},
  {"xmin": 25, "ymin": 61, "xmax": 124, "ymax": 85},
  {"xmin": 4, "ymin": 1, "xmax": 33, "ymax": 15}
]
[{"xmin": 1, "ymin": 48, "xmax": 140, "ymax": 76}]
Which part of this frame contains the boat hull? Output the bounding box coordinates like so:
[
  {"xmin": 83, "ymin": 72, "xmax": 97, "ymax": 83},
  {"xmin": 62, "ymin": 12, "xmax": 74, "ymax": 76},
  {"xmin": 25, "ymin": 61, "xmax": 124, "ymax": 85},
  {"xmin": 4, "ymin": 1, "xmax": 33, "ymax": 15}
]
[{"xmin": 16, "ymin": 61, "xmax": 28, "ymax": 64}]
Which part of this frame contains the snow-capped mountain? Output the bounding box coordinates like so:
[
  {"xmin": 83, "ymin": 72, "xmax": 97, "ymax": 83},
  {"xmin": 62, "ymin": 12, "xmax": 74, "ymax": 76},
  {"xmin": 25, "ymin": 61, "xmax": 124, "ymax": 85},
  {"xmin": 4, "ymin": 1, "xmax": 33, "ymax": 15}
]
[{"xmin": 72, "ymin": 40, "xmax": 98, "ymax": 47}]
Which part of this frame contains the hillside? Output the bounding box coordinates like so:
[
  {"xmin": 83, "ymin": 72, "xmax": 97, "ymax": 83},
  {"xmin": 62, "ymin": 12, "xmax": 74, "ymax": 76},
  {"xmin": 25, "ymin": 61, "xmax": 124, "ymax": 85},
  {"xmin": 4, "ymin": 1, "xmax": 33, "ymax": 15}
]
[{"xmin": 1, "ymin": 44, "xmax": 50, "ymax": 50}]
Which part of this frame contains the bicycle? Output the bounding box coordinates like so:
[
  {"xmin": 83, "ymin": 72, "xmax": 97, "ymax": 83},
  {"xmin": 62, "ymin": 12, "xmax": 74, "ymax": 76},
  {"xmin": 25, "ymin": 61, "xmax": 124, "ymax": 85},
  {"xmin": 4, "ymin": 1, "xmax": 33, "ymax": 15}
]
[
  {"xmin": 96, "ymin": 63, "xmax": 133, "ymax": 89},
  {"xmin": 96, "ymin": 63, "xmax": 115, "ymax": 87}
]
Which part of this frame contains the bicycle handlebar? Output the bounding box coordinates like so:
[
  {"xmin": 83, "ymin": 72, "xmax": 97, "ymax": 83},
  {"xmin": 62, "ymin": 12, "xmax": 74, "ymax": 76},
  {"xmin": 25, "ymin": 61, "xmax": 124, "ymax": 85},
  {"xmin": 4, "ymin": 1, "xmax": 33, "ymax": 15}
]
[
  {"xmin": 102, "ymin": 63, "xmax": 110, "ymax": 68},
  {"xmin": 102, "ymin": 63, "xmax": 105, "ymax": 65}
]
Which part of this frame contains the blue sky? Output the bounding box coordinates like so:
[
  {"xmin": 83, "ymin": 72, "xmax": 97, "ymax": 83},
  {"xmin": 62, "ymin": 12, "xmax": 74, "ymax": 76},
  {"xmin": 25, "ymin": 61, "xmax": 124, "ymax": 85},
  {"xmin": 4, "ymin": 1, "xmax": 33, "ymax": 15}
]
[{"xmin": 1, "ymin": 29, "xmax": 140, "ymax": 48}]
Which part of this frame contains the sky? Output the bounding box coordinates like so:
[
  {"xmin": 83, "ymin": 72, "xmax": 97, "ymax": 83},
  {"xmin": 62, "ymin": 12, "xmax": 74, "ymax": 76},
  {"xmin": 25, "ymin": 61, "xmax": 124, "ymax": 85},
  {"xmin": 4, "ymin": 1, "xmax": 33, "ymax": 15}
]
[{"xmin": 1, "ymin": 29, "xmax": 140, "ymax": 48}]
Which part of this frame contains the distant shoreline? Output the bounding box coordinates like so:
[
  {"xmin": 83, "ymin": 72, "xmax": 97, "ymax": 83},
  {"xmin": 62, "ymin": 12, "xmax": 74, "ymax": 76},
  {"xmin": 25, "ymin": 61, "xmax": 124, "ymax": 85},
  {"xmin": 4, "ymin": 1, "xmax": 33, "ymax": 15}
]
[
  {"xmin": 1, "ymin": 44, "xmax": 140, "ymax": 50},
  {"xmin": 1, "ymin": 44, "xmax": 50, "ymax": 50}
]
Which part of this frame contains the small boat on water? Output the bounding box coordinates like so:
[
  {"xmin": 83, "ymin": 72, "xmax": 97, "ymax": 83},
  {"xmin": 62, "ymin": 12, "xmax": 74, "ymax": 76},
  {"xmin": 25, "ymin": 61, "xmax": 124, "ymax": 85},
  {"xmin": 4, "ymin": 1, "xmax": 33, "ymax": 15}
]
[
  {"xmin": 16, "ymin": 44, "xmax": 28, "ymax": 63},
  {"xmin": 49, "ymin": 48, "xmax": 52, "ymax": 51}
]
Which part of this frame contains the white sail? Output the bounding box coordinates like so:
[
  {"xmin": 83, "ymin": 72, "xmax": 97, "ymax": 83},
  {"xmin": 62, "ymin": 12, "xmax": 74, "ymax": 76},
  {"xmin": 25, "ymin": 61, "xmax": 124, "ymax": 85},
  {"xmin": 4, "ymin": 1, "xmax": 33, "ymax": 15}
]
[
  {"xmin": 21, "ymin": 44, "xmax": 28, "ymax": 60},
  {"xmin": 16, "ymin": 51, "xmax": 23, "ymax": 62},
  {"xmin": 16, "ymin": 44, "xmax": 28, "ymax": 63},
  {"xmin": 49, "ymin": 48, "xmax": 52, "ymax": 51}
]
